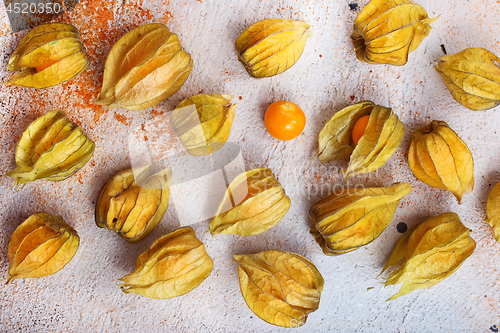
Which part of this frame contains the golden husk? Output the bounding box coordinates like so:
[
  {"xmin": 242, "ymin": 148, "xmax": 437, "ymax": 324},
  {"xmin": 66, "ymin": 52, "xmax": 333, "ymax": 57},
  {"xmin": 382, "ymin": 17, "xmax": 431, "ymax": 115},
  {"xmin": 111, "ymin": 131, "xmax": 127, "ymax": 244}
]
[
  {"xmin": 171, "ymin": 94, "xmax": 236, "ymax": 156},
  {"xmin": 310, "ymin": 182, "xmax": 411, "ymax": 255},
  {"xmin": 209, "ymin": 168, "xmax": 291, "ymax": 236},
  {"xmin": 7, "ymin": 212, "xmax": 79, "ymax": 283},
  {"xmin": 234, "ymin": 250, "xmax": 324, "ymax": 327},
  {"xmin": 4, "ymin": 23, "xmax": 89, "ymax": 88},
  {"xmin": 408, "ymin": 120, "xmax": 474, "ymax": 203},
  {"xmin": 119, "ymin": 227, "xmax": 214, "ymax": 299},
  {"xmin": 235, "ymin": 19, "xmax": 311, "ymax": 78},
  {"xmin": 381, "ymin": 212, "xmax": 476, "ymax": 300},
  {"xmin": 95, "ymin": 165, "xmax": 171, "ymax": 243},
  {"xmin": 486, "ymin": 180, "xmax": 500, "ymax": 242},
  {"xmin": 317, "ymin": 101, "xmax": 405, "ymax": 179},
  {"xmin": 352, "ymin": 0, "xmax": 437, "ymax": 66},
  {"xmin": 95, "ymin": 23, "xmax": 193, "ymax": 110},
  {"xmin": 435, "ymin": 48, "xmax": 500, "ymax": 111},
  {"xmin": 5, "ymin": 110, "xmax": 95, "ymax": 186}
]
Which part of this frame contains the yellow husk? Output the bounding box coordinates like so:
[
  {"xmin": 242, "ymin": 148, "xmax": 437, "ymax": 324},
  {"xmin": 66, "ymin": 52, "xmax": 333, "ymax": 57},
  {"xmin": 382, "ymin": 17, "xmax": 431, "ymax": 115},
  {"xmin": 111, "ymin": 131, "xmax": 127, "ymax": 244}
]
[
  {"xmin": 235, "ymin": 19, "xmax": 311, "ymax": 78},
  {"xmin": 95, "ymin": 165, "xmax": 171, "ymax": 243},
  {"xmin": 317, "ymin": 101, "xmax": 405, "ymax": 179},
  {"xmin": 486, "ymin": 181, "xmax": 500, "ymax": 241},
  {"xmin": 95, "ymin": 23, "xmax": 193, "ymax": 110},
  {"xmin": 209, "ymin": 168, "xmax": 291, "ymax": 236},
  {"xmin": 435, "ymin": 48, "xmax": 500, "ymax": 111},
  {"xmin": 4, "ymin": 23, "xmax": 89, "ymax": 88},
  {"xmin": 5, "ymin": 110, "xmax": 95, "ymax": 186},
  {"xmin": 171, "ymin": 94, "xmax": 236, "ymax": 156},
  {"xmin": 119, "ymin": 227, "xmax": 214, "ymax": 299},
  {"xmin": 7, "ymin": 212, "xmax": 79, "ymax": 283},
  {"xmin": 408, "ymin": 120, "xmax": 474, "ymax": 203},
  {"xmin": 234, "ymin": 250, "xmax": 324, "ymax": 327},
  {"xmin": 310, "ymin": 182, "xmax": 411, "ymax": 255},
  {"xmin": 352, "ymin": 0, "xmax": 437, "ymax": 66},
  {"xmin": 381, "ymin": 212, "xmax": 476, "ymax": 300}
]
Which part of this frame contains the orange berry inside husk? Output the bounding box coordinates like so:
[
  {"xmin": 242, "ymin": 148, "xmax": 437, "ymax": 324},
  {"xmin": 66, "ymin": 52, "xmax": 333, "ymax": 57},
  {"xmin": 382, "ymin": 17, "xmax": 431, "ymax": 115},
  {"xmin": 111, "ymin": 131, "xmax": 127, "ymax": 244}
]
[
  {"xmin": 352, "ymin": 115, "xmax": 370, "ymax": 145},
  {"xmin": 35, "ymin": 59, "xmax": 58, "ymax": 72}
]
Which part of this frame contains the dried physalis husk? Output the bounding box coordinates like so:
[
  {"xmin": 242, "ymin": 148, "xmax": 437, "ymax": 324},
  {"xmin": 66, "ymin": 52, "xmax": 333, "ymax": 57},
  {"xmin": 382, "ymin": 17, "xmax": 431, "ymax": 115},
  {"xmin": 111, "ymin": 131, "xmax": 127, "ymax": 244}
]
[
  {"xmin": 435, "ymin": 48, "xmax": 500, "ymax": 111},
  {"xmin": 381, "ymin": 212, "xmax": 476, "ymax": 300},
  {"xmin": 310, "ymin": 182, "xmax": 411, "ymax": 255},
  {"xmin": 4, "ymin": 23, "xmax": 89, "ymax": 88},
  {"xmin": 235, "ymin": 19, "xmax": 311, "ymax": 78},
  {"xmin": 5, "ymin": 110, "xmax": 95, "ymax": 186},
  {"xmin": 95, "ymin": 165, "xmax": 171, "ymax": 243},
  {"xmin": 7, "ymin": 212, "xmax": 79, "ymax": 283},
  {"xmin": 95, "ymin": 23, "xmax": 193, "ymax": 110},
  {"xmin": 234, "ymin": 250, "xmax": 324, "ymax": 328},
  {"xmin": 119, "ymin": 227, "xmax": 213, "ymax": 299},
  {"xmin": 171, "ymin": 94, "xmax": 236, "ymax": 156},
  {"xmin": 317, "ymin": 101, "xmax": 405, "ymax": 179},
  {"xmin": 209, "ymin": 168, "xmax": 291, "ymax": 236},
  {"xmin": 352, "ymin": 0, "xmax": 437, "ymax": 66},
  {"xmin": 408, "ymin": 120, "xmax": 474, "ymax": 203},
  {"xmin": 486, "ymin": 181, "xmax": 500, "ymax": 242}
]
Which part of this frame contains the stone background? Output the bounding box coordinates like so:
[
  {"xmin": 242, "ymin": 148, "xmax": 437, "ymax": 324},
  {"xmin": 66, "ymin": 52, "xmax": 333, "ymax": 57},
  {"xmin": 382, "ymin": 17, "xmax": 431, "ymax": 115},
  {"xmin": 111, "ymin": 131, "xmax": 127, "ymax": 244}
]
[{"xmin": 0, "ymin": 0, "xmax": 499, "ymax": 332}]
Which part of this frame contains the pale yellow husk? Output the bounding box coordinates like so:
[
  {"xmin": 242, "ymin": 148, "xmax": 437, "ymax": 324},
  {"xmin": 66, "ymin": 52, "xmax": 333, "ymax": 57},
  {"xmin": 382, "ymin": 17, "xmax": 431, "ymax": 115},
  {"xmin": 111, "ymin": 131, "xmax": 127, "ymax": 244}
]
[
  {"xmin": 381, "ymin": 212, "xmax": 476, "ymax": 300},
  {"xmin": 95, "ymin": 165, "xmax": 171, "ymax": 242},
  {"xmin": 4, "ymin": 22, "xmax": 89, "ymax": 88},
  {"xmin": 486, "ymin": 181, "xmax": 500, "ymax": 242},
  {"xmin": 235, "ymin": 19, "xmax": 311, "ymax": 78},
  {"xmin": 95, "ymin": 23, "xmax": 193, "ymax": 110},
  {"xmin": 171, "ymin": 94, "xmax": 236, "ymax": 156},
  {"xmin": 5, "ymin": 110, "xmax": 95, "ymax": 186},
  {"xmin": 119, "ymin": 227, "xmax": 214, "ymax": 299},
  {"xmin": 317, "ymin": 100, "xmax": 405, "ymax": 179},
  {"xmin": 7, "ymin": 212, "xmax": 79, "ymax": 283},
  {"xmin": 234, "ymin": 250, "xmax": 324, "ymax": 327},
  {"xmin": 408, "ymin": 120, "xmax": 474, "ymax": 203},
  {"xmin": 435, "ymin": 48, "xmax": 500, "ymax": 111},
  {"xmin": 310, "ymin": 182, "xmax": 411, "ymax": 255},
  {"xmin": 352, "ymin": 0, "xmax": 437, "ymax": 66},
  {"xmin": 209, "ymin": 168, "xmax": 291, "ymax": 236}
]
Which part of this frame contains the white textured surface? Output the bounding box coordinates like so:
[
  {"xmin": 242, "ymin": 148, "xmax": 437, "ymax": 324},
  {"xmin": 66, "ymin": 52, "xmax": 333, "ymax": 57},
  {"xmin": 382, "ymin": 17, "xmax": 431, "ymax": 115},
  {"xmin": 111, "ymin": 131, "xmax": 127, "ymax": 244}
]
[{"xmin": 0, "ymin": 0, "xmax": 500, "ymax": 332}]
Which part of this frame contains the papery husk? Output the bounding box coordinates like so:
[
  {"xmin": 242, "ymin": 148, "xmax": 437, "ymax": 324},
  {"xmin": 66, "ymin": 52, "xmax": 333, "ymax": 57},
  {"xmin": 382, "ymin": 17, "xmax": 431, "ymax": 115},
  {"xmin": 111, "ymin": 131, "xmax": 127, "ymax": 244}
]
[
  {"xmin": 352, "ymin": 0, "xmax": 437, "ymax": 66},
  {"xmin": 119, "ymin": 227, "xmax": 214, "ymax": 299},
  {"xmin": 310, "ymin": 182, "xmax": 411, "ymax": 255},
  {"xmin": 234, "ymin": 250, "xmax": 324, "ymax": 327},
  {"xmin": 381, "ymin": 212, "xmax": 476, "ymax": 300},
  {"xmin": 317, "ymin": 101, "xmax": 405, "ymax": 179},
  {"xmin": 408, "ymin": 120, "xmax": 474, "ymax": 203},
  {"xmin": 95, "ymin": 23, "xmax": 193, "ymax": 110},
  {"xmin": 7, "ymin": 212, "xmax": 79, "ymax": 283},
  {"xmin": 209, "ymin": 168, "xmax": 291, "ymax": 236},
  {"xmin": 4, "ymin": 23, "xmax": 89, "ymax": 88},
  {"xmin": 435, "ymin": 48, "xmax": 500, "ymax": 111},
  {"xmin": 235, "ymin": 19, "xmax": 311, "ymax": 78},
  {"xmin": 171, "ymin": 94, "xmax": 236, "ymax": 156},
  {"xmin": 486, "ymin": 181, "xmax": 500, "ymax": 242},
  {"xmin": 5, "ymin": 110, "xmax": 95, "ymax": 186},
  {"xmin": 95, "ymin": 165, "xmax": 171, "ymax": 243}
]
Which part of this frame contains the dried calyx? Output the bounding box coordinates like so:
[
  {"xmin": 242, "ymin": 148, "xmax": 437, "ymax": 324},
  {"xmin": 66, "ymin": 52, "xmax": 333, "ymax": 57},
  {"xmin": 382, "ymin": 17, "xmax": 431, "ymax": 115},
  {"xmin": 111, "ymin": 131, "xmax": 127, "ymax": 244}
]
[
  {"xmin": 4, "ymin": 23, "xmax": 89, "ymax": 88},
  {"xmin": 95, "ymin": 165, "xmax": 171, "ymax": 242},
  {"xmin": 96, "ymin": 23, "xmax": 193, "ymax": 110},
  {"xmin": 7, "ymin": 212, "xmax": 79, "ymax": 283},
  {"xmin": 235, "ymin": 19, "xmax": 311, "ymax": 78},
  {"xmin": 317, "ymin": 100, "xmax": 405, "ymax": 179},
  {"xmin": 352, "ymin": 0, "xmax": 437, "ymax": 66},
  {"xmin": 5, "ymin": 110, "xmax": 95, "ymax": 186}
]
